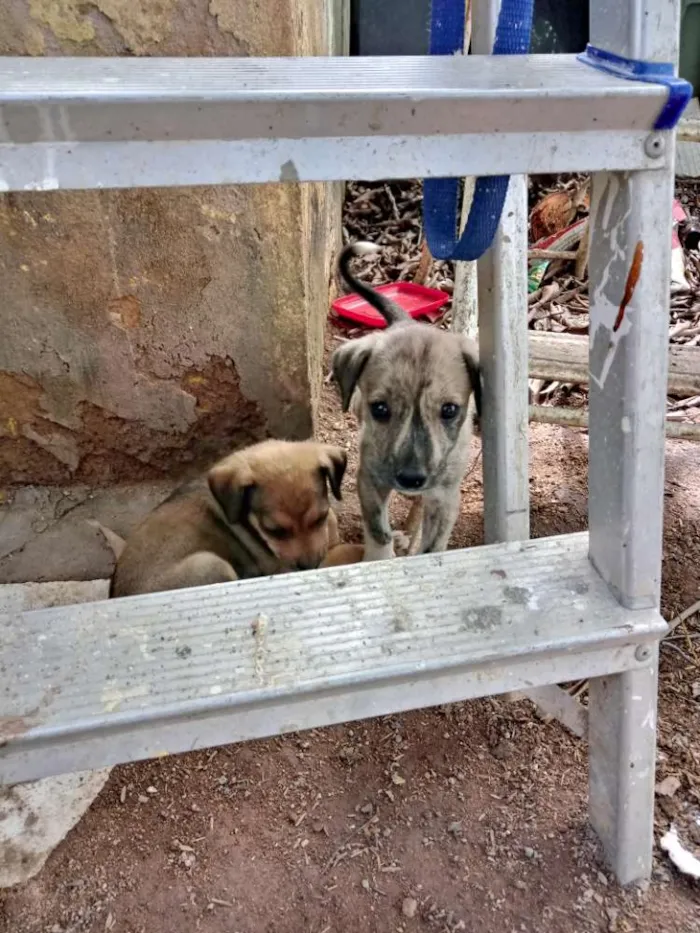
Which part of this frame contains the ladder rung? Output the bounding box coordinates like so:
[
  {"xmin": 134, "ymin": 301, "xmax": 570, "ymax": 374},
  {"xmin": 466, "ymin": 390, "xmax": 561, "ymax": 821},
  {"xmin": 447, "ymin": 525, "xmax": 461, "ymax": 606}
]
[
  {"xmin": 0, "ymin": 532, "xmax": 666, "ymax": 785},
  {"xmin": 0, "ymin": 55, "xmax": 668, "ymax": 191}
]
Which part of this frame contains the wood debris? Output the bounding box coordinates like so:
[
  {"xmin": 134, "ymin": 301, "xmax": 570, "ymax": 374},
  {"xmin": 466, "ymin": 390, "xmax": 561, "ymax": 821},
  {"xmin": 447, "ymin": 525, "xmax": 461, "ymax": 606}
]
[{"xmin": 342, "ymin": 181, "xmax": 454, "ymax": 312}]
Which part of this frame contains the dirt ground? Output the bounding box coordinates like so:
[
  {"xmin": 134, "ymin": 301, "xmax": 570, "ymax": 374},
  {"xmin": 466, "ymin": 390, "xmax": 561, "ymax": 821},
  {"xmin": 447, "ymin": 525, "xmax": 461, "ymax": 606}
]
[{"xmin": 2, "ymin": 324, "xmax": 700, "ymax": 933}]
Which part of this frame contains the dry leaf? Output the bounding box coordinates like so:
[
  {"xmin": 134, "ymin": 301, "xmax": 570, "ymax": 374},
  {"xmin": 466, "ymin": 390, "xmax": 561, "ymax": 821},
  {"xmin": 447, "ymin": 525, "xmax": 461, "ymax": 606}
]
[
  {"xmin": 655, "ymin": 775, "xmax": 681, "ymax": 798},
  {"xmin": 530, "ymin": 190, "xmax": 577, "ymax": 242}
]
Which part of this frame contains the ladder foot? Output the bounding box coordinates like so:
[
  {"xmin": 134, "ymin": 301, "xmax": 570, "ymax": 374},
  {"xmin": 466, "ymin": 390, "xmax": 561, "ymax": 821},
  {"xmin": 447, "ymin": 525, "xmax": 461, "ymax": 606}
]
[{"xmin": 588, "ymin": 651, "xmax": 659, "ymax": 885}]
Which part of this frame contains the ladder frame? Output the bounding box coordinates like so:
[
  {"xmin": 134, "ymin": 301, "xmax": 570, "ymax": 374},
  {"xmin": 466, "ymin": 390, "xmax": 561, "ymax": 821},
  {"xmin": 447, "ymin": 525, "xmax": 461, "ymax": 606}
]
[
  {"xmin": 0, "ymin": 0, "xmax": 682, "ymax": 887},
  {"xmin": 584, "ymin": 0, "xmax": 676, "ymax": 884},
  {"xmin": 482, "ymin": 0, "xmax": 680, "ymax": 883},
  {"xmin": 472, "ymin": 0, "xmax": 675, "ymax": 885}
]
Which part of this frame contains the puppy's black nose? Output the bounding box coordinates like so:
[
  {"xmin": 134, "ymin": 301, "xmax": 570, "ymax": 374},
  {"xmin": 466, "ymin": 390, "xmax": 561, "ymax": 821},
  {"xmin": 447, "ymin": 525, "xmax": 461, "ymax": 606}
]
[
  {"xmin": 295, "ymin": 558, "xmax": 320, "ymax": 571},
  {"xmin": 396, "ymin": 470, "xmax": 427, "ymax": 491}
]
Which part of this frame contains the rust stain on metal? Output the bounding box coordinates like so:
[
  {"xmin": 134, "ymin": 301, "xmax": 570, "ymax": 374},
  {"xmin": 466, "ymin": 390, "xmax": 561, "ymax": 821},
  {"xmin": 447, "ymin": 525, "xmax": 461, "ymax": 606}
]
[
  {"xmin": 0, "ymin": 687, "xmax": 58, "ymax": 743},
  {"xmin": 0, "ymin": 714, "xmax": 37, "ymax": 742},
  {"xmin": 613, "ymin": 241, "xmax": 644, "ymax": 333}
]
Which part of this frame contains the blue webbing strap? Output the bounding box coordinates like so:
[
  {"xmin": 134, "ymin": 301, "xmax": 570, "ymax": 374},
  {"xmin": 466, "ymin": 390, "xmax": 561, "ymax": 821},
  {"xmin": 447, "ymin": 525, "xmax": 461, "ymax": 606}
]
[
  {"xmin": 423, "ymin": 8, "xmax": 692, "ymax": 262},
  {"xmin": 577, "ymin": 45, "xmax": 692, "ymax": 131},
  {"xmin": 423, "ymin": 0, "xmax": 534, "ymax": 262}
]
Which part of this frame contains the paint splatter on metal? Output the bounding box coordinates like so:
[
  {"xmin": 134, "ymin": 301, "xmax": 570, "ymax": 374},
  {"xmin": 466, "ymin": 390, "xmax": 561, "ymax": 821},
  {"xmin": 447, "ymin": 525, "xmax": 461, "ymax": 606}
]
[{"xmin": 612, "ymin": 241, "xmax": 644, "ymax": 333}]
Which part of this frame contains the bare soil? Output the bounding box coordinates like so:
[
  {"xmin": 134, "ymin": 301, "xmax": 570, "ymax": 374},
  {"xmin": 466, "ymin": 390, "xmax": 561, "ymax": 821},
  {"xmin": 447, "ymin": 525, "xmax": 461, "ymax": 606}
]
[{"xmin": 2, "ymin": 326, "xmax": 700, "ymax": 933}]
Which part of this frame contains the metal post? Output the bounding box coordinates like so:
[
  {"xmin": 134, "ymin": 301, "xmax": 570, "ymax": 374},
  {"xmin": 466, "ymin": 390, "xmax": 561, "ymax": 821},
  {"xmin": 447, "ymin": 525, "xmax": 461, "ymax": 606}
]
[
  {"xmin": 589, "ymin": 649, "xmax": 660, "ymax": 885},
  {"xmin": 586, "ymin": 0, "xmax": 679, "ymax": 884},
  {"xmin": 450, "ymin": 3, "xmax": 479, "ymax": 339},
  {"xmin": 451, "ymin": 180, "xmax": 479, "ymax": 338},
  {"xmin": 471, "ymin": 0, "xmax": 530, "ymax": 544},
  {"xmin": 588, "ymin": 167, "xmax": 675, "ymax": 609}
]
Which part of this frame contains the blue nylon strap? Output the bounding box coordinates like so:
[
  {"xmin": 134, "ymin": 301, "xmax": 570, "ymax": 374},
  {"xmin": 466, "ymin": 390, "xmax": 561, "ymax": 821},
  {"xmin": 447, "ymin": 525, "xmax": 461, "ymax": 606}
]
[
  {"xmin": 423, "ymin": 0, "xmax": 534, "ymax": 262},
  {"xmin": 577, "ymin": 45, "xmax": 693, "ymax": 131},
  {"xmin": 424, "ymin": 13, "xmax": 691, "ymax": 262},
  {"xmin": 429, "ymin": 0, "xmax": 466, "ymax": 55}
]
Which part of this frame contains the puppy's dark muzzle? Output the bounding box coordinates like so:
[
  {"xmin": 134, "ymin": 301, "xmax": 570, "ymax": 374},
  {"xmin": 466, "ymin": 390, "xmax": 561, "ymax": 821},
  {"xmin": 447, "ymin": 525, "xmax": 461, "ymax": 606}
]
[
  {"xmin": 395, "ymin": 470, "xmax": 427, "ymax": 492},
  {"xmin": 295, "ymin": 557, "xmax": 322, "ymax": 571}
]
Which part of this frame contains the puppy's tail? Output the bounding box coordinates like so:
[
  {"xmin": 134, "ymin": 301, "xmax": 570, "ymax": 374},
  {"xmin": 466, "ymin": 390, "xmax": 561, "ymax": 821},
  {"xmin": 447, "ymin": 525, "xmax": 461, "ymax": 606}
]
[
  {"xmin": 88, "ymin": 519, "xmax": 126, "ymax": 560},
  {"xmin": 338, "ymin": 242, "xmax": 410, "ymax": 327}
]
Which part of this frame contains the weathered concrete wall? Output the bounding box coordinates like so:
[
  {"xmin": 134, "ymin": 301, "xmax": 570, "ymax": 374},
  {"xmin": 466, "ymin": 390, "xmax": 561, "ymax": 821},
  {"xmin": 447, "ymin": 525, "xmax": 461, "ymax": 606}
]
[{"xmin": 0, "ymin": 0, "xmax": 345, "ymax": 489}]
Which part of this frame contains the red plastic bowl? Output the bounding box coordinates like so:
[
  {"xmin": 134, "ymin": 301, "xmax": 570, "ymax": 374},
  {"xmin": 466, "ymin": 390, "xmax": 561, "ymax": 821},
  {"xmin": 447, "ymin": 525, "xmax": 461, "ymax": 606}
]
[{"xmin": 331, "ymin": 282, "xmax": 450, "ymax": 329}]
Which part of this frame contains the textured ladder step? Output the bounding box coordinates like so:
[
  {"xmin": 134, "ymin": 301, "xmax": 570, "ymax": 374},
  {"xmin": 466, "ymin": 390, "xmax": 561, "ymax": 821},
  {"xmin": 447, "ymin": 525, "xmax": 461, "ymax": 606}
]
[
  {"xmin": 0, "ymin": 532, "xmax": 666, "ymax": 785},
  {"xmin": 0, "ymin": 55, "xmax": 668, "ymax": 191}
]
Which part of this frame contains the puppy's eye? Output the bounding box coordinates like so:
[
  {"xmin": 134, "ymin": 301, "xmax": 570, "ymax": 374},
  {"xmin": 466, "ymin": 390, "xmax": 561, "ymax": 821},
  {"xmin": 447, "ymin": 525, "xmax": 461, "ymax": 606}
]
[
  {"xmin": 440, "ymin": 402, "xmax": 460, "ymax": 422},
  {"xmin": 369, "ymin": 401, "xmax": 391, "ymax": 422},
  {"xmin": 265, "ymin": 526, "xmax": 292, "ymax": 541},
  {"xmin": 311, "ymin": 514, "xmax": 328, "ymax": 530}
]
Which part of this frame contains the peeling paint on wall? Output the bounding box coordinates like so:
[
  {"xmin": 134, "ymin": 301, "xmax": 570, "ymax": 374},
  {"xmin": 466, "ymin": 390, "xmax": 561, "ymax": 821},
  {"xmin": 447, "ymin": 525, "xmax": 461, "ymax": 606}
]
[
  {"xmin": 89, "ymin": 0, "xmax": 176, "ymax": 48},
  {"xmin": 28, "ymin": 0, "xmax": 95, "ymax": 43},
  {"xmin": 27, "ymin": 0, "xmax": 176, "ymax": 49}
]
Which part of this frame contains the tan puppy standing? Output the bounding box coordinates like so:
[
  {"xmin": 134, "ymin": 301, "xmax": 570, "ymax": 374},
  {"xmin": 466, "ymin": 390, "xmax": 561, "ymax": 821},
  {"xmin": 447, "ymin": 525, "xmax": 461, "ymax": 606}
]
[{"xmin": 109, "ymin": 439, "xmax": 363, "ymax": 598}]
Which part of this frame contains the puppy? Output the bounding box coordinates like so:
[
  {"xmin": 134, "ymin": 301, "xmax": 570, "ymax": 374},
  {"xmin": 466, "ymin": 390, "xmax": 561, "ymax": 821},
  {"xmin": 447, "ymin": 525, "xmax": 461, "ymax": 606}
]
[
  {"xmin": 332, "ymin": 242, "xmax": 482, "ymax": 561},
  {"xmin": 109, "ymin": 439, "xmax": 353, "ymax": 597}
]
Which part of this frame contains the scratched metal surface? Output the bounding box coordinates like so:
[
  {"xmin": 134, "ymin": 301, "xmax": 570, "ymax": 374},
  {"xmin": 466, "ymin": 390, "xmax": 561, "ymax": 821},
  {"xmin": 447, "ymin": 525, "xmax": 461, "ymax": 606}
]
[
  {"xmin": 0, "ymin": 532, "xmax": 669, "ymax": 784},
  {"xmin": 588, "ymin": 168, "xmax": 676, "ymax": 609},
  {"xmin": 0, "ymin": 54, "xmax": 662, "ymax": 110},
  {"xmin": 1, "ymin": 532, "xmax": 664, "ymax": 732},
  {"xmin": 0, "ymin": 54, "xmax": 668, "ymax": 191}
]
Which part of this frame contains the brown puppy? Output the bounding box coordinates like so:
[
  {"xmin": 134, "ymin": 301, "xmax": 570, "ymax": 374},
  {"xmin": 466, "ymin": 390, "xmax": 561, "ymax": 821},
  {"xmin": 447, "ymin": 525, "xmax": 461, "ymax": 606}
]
[{"xmin": 110, "ymin": 439, "xmax": 351, "ymax": 598}]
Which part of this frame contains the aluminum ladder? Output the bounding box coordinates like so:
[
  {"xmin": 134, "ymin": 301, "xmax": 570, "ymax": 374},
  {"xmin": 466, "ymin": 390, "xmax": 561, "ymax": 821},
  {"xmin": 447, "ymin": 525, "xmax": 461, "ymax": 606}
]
[{"xmin": 0, "ymin": 0, "xmax": 684, "ymax": 885}]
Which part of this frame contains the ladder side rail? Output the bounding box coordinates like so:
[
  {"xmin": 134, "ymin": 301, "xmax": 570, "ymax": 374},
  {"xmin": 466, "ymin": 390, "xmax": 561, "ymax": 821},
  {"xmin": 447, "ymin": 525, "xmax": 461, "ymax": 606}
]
[
  {"xmin": 586, "ymin": 0, "xmax": 680, "ymax": 886},
  {"xmin": 472, "ymin": 0, "xmax": 531, "ymax": 545}
]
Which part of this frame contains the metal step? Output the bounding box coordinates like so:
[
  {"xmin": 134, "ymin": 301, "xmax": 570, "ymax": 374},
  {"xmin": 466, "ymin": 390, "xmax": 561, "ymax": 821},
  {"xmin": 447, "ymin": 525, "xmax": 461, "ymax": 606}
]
[
  {"xmin": 0, "ymin": 54, "xmax": 669, "ymax": 191},
  {"xmin": 0, "ymin": 532, "xmax": 666, "ymax": 786}
]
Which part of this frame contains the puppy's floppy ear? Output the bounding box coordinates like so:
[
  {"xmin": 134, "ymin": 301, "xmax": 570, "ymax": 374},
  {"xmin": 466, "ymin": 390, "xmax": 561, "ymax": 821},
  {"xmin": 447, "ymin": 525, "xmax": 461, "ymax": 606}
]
[
  {"xmin": 460, "ymin": 335, "xmax": 482, "ymax": 420},
  {"xmin": 208, "ymin": 455, "xmax": 254, "ymax": 525},
  {"xmin": 318, "ymin": 445, "xmax": 348, "ymax": 501},
  {"xmin": 331, "ymin": 334, "xmax": 376, "ymax": 412}
]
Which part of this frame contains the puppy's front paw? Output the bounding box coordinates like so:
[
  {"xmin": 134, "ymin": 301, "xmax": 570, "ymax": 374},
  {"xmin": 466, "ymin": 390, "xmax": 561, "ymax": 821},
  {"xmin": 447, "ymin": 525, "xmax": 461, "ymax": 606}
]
[
  {"xmin": 391, "ymin": 530, "xmax": 411, "ymax": 556},
  {"xmin": 363, "ymin": 539, "xmax": 396, "ymax": 561}
]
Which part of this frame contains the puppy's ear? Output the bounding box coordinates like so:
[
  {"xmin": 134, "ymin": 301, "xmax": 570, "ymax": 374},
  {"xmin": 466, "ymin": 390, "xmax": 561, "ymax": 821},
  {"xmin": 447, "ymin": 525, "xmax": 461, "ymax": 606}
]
[
  {"xmin": 331, "ymin": 335, "xmax": 376, "ymax": 411},
  {"xmin": 461, "ymin": 335, "xmax": 482, "ymax": 420},
  {"xmin": 208, "ymin": 456, "xmax": 254, "ymax": 525},
  {"xmin": 318, "ymin": 446, "xmax": 348, "ymax": 501}
]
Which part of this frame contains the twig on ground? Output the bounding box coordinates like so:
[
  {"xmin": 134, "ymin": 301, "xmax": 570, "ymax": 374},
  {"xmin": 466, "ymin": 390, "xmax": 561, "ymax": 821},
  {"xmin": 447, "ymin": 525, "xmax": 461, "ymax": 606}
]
[
  {"xmin": 412, "ymin": 241, "xmax": 432, "ymax": 286},
  {"xmin": 574, "ymin": 219, "xmax": 590, "ymax": 280},
  {"xmin": 528, "ymin": 248, "xmax": 578, "ymax": 262},
  {"xmin": 662, "ymin": 640, "xmax": 698, "ymax": 666},
  {"xmin": 667, "ymin": 597, "xmax": 700, "ymax": 634}
]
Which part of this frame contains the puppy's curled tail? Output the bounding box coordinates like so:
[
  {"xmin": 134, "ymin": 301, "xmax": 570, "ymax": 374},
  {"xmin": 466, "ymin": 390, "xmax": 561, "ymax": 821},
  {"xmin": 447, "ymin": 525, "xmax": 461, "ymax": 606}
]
[{"xmin": 338, "ymin": 242, "xmax": 410, "ymax": 327}]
